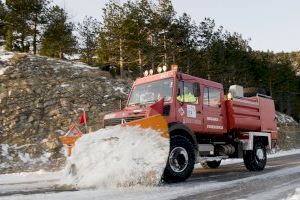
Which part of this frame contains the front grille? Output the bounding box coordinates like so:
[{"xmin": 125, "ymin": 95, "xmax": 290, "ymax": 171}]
[{"xmin": 104, "ymin": 115, "xmax": 145, "ymax": 127}]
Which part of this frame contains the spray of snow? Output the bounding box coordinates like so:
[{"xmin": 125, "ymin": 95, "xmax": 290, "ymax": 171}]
[{"xmin": 62, "ymin": 125, "xmax": 169, "ymax": 188}]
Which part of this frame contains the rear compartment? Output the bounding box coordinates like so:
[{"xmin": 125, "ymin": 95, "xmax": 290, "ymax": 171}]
[{"xmin": 226, "ymin": 95, "xmax": 277, "ymax": 140}]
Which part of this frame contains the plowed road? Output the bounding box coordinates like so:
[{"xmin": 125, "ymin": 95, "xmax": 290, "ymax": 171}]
[
  {"xmin": 181, "ymin": 153, "xmax": 300, "ymax": 200},
  {"xmin": 1, "ymin": 153, "xmax": 300, "ymax": 200}
]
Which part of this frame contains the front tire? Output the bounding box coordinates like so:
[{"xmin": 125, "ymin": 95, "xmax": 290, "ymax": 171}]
[
  {"xmin": 163, "ymin": 135, "xmax": 195, "ymax": 183},
  {"xmin": 243, "ymin": 140, "xmax": 267, "ymax": 171}
]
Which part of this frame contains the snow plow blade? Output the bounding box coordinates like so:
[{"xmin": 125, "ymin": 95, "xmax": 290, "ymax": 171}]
[
  {"xmin": 60, "ymin": 114, "xmax": 169, "ymax": 156},
  {"xmin": 122, "ymin": 114, "xmax": 169, "ymax": 138}
]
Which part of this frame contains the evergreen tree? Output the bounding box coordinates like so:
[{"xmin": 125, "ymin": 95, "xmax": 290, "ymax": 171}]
[
  {"xmin": 77, "ymin": 16, "xmax": 100, "ymax": 65},
  {"xmin": 5, "ymin": 0, "xmax": 32, "ymax": 51},
  {"xmin": 40, "ymin": 6, "xmax": 77, "ymax": 59},
  {"xmin": 28, "ymin": 0, "xmax": 50, "ymax": 54},
  {"xmin": 101, "ymin": 0, "xmax": 127, "ymax": 77},
  {"xmin": 0, "ymin": 1, "xmax": 6, "ymax": 37}
]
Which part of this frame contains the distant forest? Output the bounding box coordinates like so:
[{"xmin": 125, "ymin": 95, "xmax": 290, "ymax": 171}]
[{"xmin": 0, "ymin": 0, "xmax": 299, "ymax": 120}]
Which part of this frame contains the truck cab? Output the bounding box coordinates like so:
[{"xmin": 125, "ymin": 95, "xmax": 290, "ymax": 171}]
[{"xmin": 104, "ymin": 70, "xmax": 227, "ymax": 135}]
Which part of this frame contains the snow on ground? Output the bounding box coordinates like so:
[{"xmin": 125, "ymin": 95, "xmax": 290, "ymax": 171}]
[
  {"xmin": 0, "ymin": 144, "xmax": 52, "ymax": 171},
  {"xmin": 0, "ymin": 66, "xmax": 12, "ymax": 75},
  {"xmin": 61, "ymin": 125, "xmax": 169, "ymax": 188},
  {"xmin": 114, "ymin": 86, "xmax": 127, "ymax": 94},
  {"xmin": 0, "ymin": 170, "xmax": 62, "ymax": 185},
  {"xmin": 0, "ymin": 46, "xmax": 14, "ymax": 62},
  {"xmin": 276, "ymin": 112, "xmax": 298, "ymax": 125},
  {"xmin": 285, "ymin": 188, "xmax": 300, "ymax": 200},
  {"xmin": 0, "ymin": 149, "xmax": 299, "ymax": 199},
  {"xmin": 1, "ymin": 163, "xmax": 300, "ymax": 200},
  {"xmin": 0, "ymin": 46, "xmax": 14, "ymax": 76}
]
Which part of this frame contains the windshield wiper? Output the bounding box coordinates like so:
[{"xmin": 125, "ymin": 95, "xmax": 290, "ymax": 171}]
[
  {"xmin": 129, "ymin": 102, "xmax": 142, "ymax": 106},
  {"xmin": 142, "ymin": 99, "xmax": 158, "ymax": 104}
]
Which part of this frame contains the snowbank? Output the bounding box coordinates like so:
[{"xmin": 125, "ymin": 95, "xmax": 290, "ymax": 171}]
[
  {"xmin": 285, "ymin": 188, "xmax": 300, "ymax": 200},
  {"xmin": 0, "ymin": 46, "xmax": 14, "ymax": 76},
  {"xmin": 62, "ymin": 125, "xmax": 169, "ymax": 188},
  {"xmin": 0, "ymin": 143, "xmax": 53, "ymax": 173},
  {"xmin": 276, "ymin": 112, "xmax": 298, "ymax": 125},
  {"xmin": 0, "ymin": 46, "xmax": 15, "ymax": 62}
]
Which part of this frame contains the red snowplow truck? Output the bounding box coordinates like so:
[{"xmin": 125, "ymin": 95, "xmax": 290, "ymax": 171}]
[{"xmin": 102, "ymin": 67, "xmax": 278, "ymax": 183}]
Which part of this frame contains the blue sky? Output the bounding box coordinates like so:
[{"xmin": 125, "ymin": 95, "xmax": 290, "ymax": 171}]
[{"xmin": 53, "ymin": 0, "xmax": 300, "ymax": 53}]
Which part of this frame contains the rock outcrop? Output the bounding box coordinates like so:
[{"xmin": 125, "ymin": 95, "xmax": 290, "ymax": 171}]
[{"xmin": 0, "ymin": 51, "xmax": 131, "ymax": 173}]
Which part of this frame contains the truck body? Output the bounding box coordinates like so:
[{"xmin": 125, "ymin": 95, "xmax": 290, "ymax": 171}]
[{"xmin": 103, "ymin": 69, "xmax": 278, "ymax": 182}]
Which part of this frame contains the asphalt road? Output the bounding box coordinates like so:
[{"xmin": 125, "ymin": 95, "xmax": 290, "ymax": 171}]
[{"xmin": 176, "ymin": 153, "xmax": 300, "ymax": 200}]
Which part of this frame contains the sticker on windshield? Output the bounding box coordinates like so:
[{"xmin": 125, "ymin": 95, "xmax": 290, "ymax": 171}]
[
  {"xmin": 187, "ymin": 105, "xmax": 196, "ymax": 118},
  {"xmin": 178, "ymin": 107, "xmax": 185, "ymax": 116}
]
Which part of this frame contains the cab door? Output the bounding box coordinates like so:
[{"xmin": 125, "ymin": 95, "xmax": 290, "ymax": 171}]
[
  {"xmin": 202, "ymin": 86, "xmax": 225, "ymax": 134},
  {"xmin": 176, "ymin": 81, "xmax": 203, "ymax": 132}
]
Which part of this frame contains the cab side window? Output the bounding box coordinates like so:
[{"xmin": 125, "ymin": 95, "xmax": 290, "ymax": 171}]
[
  {"xmin": 177, "ymin": 81, "xmax": 198, "ymax": 104},
  {"xmin": 204, "ymin": 87, "xmax": 221, "ymax": 107}
]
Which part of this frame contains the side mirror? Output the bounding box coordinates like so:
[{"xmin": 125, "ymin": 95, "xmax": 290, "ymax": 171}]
[{"xmin": 193, "ymin": 83, "xmax": 200, "ymax": 97}]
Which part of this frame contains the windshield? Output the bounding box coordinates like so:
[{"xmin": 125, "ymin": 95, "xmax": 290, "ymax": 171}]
[{"xmin": 128, "ymin": 78, "xmax": 173, "ymax": 106}]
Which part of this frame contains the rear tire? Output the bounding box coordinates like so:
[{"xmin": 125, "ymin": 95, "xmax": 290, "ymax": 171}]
[
  {"xmin": 243, "ymin": 140, "xmax": 267, "ymax": 171},
  {"xmin": 201, "ymin": 160, "xmax": 221, "ymax": 169},
  {"xmin": 163, "ymin": 135, "xmax": 195, "ymax": 183}
]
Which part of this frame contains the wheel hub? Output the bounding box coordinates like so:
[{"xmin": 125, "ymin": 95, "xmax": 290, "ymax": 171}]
[
  {"xmin": 256, "ymin": 148, "xmax": 265, "ymax": 160},
  {"xmin": 169, "ymin": 147, "xmax": 188, "ymax": 173}
]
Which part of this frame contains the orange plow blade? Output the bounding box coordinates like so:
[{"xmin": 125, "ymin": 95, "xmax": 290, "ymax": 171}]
[
  {"xmin": 60, "ymin": 114, "xmax": 169, "ymax": 156},
  {"xmin": 122, "ymin": 114, "xmax": 169, "ymax": 138}
]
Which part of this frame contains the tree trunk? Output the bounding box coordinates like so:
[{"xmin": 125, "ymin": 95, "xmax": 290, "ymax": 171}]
[
  {"xmin": 33, "ymin": 13, "xmax": 38, "ymax": 54},
  {"xmin": 138, "ymin": 48, "xmax": 142, "ymax": 75},
  {"xmin": 150, "ymin": 34, "xmax": 155, "ymax": 71},
  {"xmin": 59, "ymin": 48, "xmax": 64, "ymax": 59},
  {"xmin": 163, "ymin": 34, "xmax": 167, "ymax": 66},
  {"xmin": 187, "ymin": 57, "xmax": 190, "ymax": 74},
  {"xmin": 21, "ymin": 33, "xmax": 25, "ymax": 52},
  {"xmin": 119, "ymin": 38, "xmax": 124, "ymax": 78}
]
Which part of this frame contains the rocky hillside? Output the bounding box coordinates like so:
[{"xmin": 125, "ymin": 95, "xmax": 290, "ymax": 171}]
[{"xmin": 0, "ymin": 48, "xmax": 131, "ymax": 173}]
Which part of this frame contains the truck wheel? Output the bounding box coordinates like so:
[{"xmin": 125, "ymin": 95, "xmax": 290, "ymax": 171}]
[
  {"xmin": 163, "ymin": 135, "xmax": 195, "ymax": 183},
  {"xmin": 243, "ymin": 140, "xmax": 267, "ymax": 171},
  {"xmin": 201, "ymin": 160, "xmax": 221, "ymax": 169}
]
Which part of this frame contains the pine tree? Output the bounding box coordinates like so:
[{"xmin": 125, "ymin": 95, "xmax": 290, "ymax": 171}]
[
  {"xmin": 0, "ymin": 1, "xmax": 6, "ymax": 37},
  {"xmin": 28, "ymin": 0, "xmax": 50, "ymax": 54},
  {"xmin": 5, "ymin": 0, "xmax": 32, "ymax": 51},
  {"xmin": 101, "ymin": 0, "xmax": 127, "ymax": 77},
  {"xmin": 77, "ymin": 16, "xmax": 100, "ymax": 65},
  {"xmin": 122, "ymin": 0, "xmax": 153, "ymax": 75},
  {"xmin": 40, "ymin": 6, "xmax": 77, "ymax": 59}
]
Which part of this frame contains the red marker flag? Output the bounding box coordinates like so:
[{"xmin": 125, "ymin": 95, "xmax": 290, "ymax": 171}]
[{"xmin": 80, "ymin": 111, "xmax": 87, "ymax": 125}]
